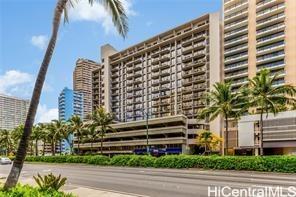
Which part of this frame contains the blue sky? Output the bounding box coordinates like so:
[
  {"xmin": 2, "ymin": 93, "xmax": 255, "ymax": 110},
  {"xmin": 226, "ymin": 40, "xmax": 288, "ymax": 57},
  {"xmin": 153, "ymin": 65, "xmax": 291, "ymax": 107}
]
[{"xmin": 0, "ymin": 0, "xmax": 221, "ymax": 122}]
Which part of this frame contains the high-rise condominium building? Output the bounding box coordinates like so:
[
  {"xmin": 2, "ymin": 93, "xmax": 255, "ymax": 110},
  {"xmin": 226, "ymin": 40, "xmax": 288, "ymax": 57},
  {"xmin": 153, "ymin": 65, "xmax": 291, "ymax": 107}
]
[
  {"xmin": 223, "ymin": 0, "xmax": 296, "ymax": 154},
  {"xmin": 0, "ymin": 94, "xmax": 30, "ymax": 130},
  {"xmin": 73, "ymin": 58, "xmax": 100, "ymax": 119},
  {"xmin": 83, "ymin": 13, "xmax": 221, "ymax": 154},
  {"xmin": 58, "ymin": 87, "xmax": 83, "ymax": 121},
  {"xmin": 223, "ymin": 0, "xmax": 296, "ymax": 89},
  {"xmin": 58, "ymin": 87, "xmax": 83, "ymax": 153}
]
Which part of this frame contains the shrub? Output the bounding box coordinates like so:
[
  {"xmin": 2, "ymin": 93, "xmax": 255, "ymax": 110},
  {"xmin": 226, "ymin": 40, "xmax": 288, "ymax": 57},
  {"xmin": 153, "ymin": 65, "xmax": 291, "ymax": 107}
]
[
  {"xmin": 0, "ymin": 184, "xmax": 74, "ymax": 197},
  {"xmin": 25, "ymin": 155, "xmax": 296, "ymax": 173},
  {"xmin": 33, "ymin": 173, "xmax": 67, "ymax": 191}
]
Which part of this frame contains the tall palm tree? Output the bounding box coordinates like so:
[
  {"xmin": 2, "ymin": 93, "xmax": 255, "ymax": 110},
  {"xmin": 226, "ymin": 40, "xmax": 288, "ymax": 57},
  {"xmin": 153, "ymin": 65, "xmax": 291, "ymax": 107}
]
[
  {"xmin": 60, "ymin": 122, "xmax": 74, "ymax": 154},
  {"xmin": 11, "ymin": 125, "xmax": 24, "ymax": 151},
  {"xmin": 69, "ymin": 115, "xmax": 84, "ymax": 154},
  {"xmin": 46, "ymin": 122, "xmax": 59, "ymax": 156},
  {"xmin": 89, "ymin": 107, "xmax": 114, "ymax": 154},
  {"xmin": 84, "ymin": 123, "xmax": 100, "ymax": 154},
  {"xmin": 197, "ymin": 82, "xmax": 246, "ymax": 155},
  {"xmin": 37, "ymin": 123, "xmax": 49, "ymax": 156},
  {"xmin": 247, "ymin": 69, "xmax": 296, "ymax": 156},
  {"xmin": 5, "ymin": 0, "xmax": 128, "ymax": 189},
  {"xmin": 0, "ymin": 129, "xmax": 13, "ymax": 156},
  {"xmin": 31, "ymin": 125, "xmax": 43, "ymax": 156},
  {"xmin": 52, "ymin": 120, "xmax": 66, "ymax": 155}
]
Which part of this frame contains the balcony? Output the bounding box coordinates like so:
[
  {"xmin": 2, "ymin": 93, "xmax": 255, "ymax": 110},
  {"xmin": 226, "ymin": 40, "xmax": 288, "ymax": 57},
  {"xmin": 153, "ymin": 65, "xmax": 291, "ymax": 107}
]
[
  {"xmin": 224, "ymin": 0, "xmax": 248, "ymax": 15},
  {"xmin": 134, "ymin": 64, "xmax": 142, "ymax": 71},
  {"xmin": 257, "ymin": 61, "xmax": 285, "ymax": 72},
  {"xmin": 256, "ymin": 3, "xmax": 285, "ymax": 21},
  {"xmin": 256, "ymin": 0, "xmax": 285, "ymax": 12},
  {"xmin": 224, "ymin": 7, "xmax": 248, "ymax": 23},
  {"xmin": 224, "ymin": 70, "xmax": 248, "ymax": 80},
  {"xmin": 257, "ymin": 42, "xmax": 285, "ymax": 56},
  {"xmin": 224, "ymin": 45, "xmax": 248, "ymax": 56},
  {"xmin": 224, "ymin": 26, "xmax": 248, "ymax": 40},
  {"xmin": 256, "ymin": 23, "xmax": 285, "ymax": 38},
  {"xmin": 182, "ymin": 42, "xmax": 206, "ymax": 54},
  {"xmin": 257, "ymin": 51, "xmax": 285, "ymax": 65},
  {"xmin": 224, "ymin": 35, "xmax": 248, "ymax": 48},
  {"xmin": 256, "ymin": 13, "xmax": 285, "ymax": 30},
  {"xmin": 230, "ymin": 79, "xmax": 248, "ymax": 87},
  {"xmin": 159, "ymin": 55, "xmax": 170, "ymax": 62},
  {"xmin": 182, "ymin": 59, "xmax": 206, "ymax": 71},
  {"xmin": 224, "ymin": 52, "xmax": 248, "ymax": 64},
  {"xmin": 257, "ymin": 32, "xmax": 285, "ymax": 47},
  {"xmin": 225, "ymin": 61, "xmax": 248, "ymax": 72},
  {"xmin": 182, "ymin": 34, "xmax": 207, "ymax": 47},
  {"xmin": 224, "ymin": 18, "xmax": 248, "ymax": 32}
]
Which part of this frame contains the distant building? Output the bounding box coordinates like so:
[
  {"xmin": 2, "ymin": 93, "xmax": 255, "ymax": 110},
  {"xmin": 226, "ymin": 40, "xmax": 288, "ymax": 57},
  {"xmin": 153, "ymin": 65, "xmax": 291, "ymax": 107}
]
[
  {"xmin": 58, "ymin": 87, "xmax": 83, "ymax": 153},
  {"xmin": 0, "ymin": 94, "xmax": 30, "ymax": 130},
  {"xmin": 58, "ymin": 87, "xmax": 83, "ymax": 121},
  {"xmin": 73, "ymin": 58, "xmax": 100, "ymax": 119}
]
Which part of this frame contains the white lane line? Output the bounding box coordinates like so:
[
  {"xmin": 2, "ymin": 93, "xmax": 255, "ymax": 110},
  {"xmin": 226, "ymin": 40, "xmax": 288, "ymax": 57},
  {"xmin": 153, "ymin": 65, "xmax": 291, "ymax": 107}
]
[{"xmin": 68, "ymin": 183, "xmax": 150, "ymax": 197}]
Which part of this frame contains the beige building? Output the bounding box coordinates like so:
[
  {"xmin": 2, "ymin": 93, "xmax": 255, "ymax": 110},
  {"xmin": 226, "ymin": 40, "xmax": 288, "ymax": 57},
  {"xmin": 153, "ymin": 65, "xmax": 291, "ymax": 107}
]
[
  {"xmin": 87, "ymin": 13, "xmax": 222, "ymax": 154},
  {"xmin": 73, "ymin": 58, "xmax": 100, "ymax": 119},
  {"xmin": 237, "ymin": 110, "xmax": 296, "ymax": 155},
  {"xmin": 223, "ymin": 0, "xmax": 296, "ymax": 89},
  {"xmin": 0, "ymin": 94, "xmax": 30, "ymax": 130},
  {"xmin": 223, "ymin": 0, "xmax": 296, "ymax": 151}
]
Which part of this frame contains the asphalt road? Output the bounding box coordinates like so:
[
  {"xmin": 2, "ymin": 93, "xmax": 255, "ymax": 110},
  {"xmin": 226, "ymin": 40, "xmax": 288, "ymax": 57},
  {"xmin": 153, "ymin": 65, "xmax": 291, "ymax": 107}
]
[{"xmin": 0, "ymin": 163, "xmax": 295, "ymax": 197}]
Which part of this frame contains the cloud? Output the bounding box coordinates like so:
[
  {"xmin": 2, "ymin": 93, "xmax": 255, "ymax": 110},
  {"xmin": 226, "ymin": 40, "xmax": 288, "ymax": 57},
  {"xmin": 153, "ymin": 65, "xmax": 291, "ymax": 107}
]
[
  {"xmin": 68, "ymin": 0, "xmax": 136, "ymax": 34},
  {"xmin": 31, "ymin": 35, "xmax": 48, "ymax": 50},
  {"xmin": 36, "ymin": 104, "xmax": 58, "ymax": 123},
  {"xmin": 0, "ymin": 70, "xmax": 33, "ymax": 97}
]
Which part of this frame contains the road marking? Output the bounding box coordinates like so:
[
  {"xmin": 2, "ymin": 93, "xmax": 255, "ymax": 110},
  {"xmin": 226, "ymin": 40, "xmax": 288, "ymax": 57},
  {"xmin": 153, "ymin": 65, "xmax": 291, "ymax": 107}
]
[{"xmin": 68, "ymin": 183, "xmax": 150, "ymax": 197}]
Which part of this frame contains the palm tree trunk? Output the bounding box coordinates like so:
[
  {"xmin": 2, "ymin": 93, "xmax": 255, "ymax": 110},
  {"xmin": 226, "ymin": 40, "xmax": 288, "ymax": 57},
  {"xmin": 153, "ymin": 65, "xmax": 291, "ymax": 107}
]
[
  {"xmin": 51, "ymin": 141, "xmax": 55, "ymax": 156},
  {"xmin": 225, "ymin": 116, "xmax": 229, "ymax": 156},
  {"xmin": 100, "ymin": 134, "xmax": 103, "ymax": 155},
  {"xmin": 4, "ymin": 0, "xmax": 67, "ymax": 189},
  {"xmin": 77, "ymin": 136, "xmax": 80, "ymax": 155},
  {"xmin": 42, "ymin": 140, "xmax": 45, "ymax": 156},
  {"xmin": 35, "ymin": 139, "xmax": 38, "ymax": 156},
  {"xmin": 60, "ymin": 140, "xmax": 62, "ymax": 155},
  {"xmin": 259, "ymin": 111, "xmax": 264, "ymax": 156},
  {"xmin": 90, "ymin": 140, "xmax": 93, "ymax": 154}
]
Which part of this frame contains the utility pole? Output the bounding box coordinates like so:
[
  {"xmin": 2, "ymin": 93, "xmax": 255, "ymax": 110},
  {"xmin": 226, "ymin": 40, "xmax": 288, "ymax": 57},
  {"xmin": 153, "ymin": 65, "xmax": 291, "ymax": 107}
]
[{"xmin": 142, "ymin": 109, "xmax": 149, "ymax": 154}]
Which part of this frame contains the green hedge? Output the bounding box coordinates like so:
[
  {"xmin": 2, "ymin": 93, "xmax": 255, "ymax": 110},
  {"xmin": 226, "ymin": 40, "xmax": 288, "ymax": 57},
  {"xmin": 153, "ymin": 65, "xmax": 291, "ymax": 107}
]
[
  {"xmin": 0, "ymin": 184, "xmax": 74, "ymax": 197},
  {"xmin": 25, "ymin": 155, "xmax": 296, "ymax": 173}
]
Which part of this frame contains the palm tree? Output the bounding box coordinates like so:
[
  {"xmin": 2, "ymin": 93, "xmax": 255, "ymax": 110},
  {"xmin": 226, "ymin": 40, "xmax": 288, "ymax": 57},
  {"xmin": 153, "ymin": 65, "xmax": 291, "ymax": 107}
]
[
  {"xmin": 69, "ymin": 115, "xmax": 84, "ymax": 154},
  {"xmin": 52, "ymin": 120, "xmax": 66, "ymax": 155},
  {"xmin": 247, "ymin": 69, "xmax": 296, "ymax": 156},
  {"xmin": 0, "ymin": 129, "xmax": 13, "ymax": 156},
  {"xmin": 37, "ymin": 123, "xmax": 49, "ymax": 156},
  {"xmin": 47, "ymin": 122, "xmax": 58, "ymax": 156},
  {"xmin": 31, "ymin": 125, "xmax": 43, "ymax": 156},
  {"xmin": 5, "ymin": 0, "xmax": 128, "ymax": 189},
  {"xmin": 84, "ymin": 123, "xmax": 100, "ymax": 154},
  {"xmin": 89, "ymin": 107, "xmax": 114, "ymax": 154},
  {"xmin": 60, "ymin": 122, "xmax": 74, "ymax": 154},
  {"xmin": 11, "ymin": 125, "xmax": 24, "ymax": 152},
  {"xmin": 197, "ymin": 82, "xmax": 246, "ymax": 155}
]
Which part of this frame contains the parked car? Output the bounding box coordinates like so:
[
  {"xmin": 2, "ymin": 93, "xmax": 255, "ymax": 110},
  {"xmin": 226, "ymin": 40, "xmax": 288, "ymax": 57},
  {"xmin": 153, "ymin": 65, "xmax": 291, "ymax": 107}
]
[{"xmin": 0, "ymin": 157, "xmax": 12, "ymax": 165}]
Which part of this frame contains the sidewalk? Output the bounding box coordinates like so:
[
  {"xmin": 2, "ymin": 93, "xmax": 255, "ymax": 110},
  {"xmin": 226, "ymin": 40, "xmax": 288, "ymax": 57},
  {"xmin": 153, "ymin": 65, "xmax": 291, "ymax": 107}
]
[{"xmin": 0, "ymin": 174, "xmax": 143, "ymax": 197}]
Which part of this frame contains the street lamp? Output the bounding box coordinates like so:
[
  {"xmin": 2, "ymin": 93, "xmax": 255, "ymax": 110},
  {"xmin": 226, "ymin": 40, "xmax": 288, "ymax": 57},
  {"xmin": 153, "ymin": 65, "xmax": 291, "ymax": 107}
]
[{"xmin": 142, "ymin": 109, "xmax": 149, "ymax": 154}]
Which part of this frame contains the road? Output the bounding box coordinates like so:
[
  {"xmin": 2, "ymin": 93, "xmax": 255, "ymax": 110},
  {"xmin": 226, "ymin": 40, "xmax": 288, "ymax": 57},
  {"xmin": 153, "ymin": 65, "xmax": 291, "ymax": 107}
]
[{"xmin": 0, "ymin": 163, "xmax": 295, "ymax": 197}]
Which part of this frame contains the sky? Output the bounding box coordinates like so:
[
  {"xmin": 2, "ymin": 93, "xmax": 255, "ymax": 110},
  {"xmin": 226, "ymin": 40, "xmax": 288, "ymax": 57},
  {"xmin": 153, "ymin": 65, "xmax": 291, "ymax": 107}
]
[{"xmin": 0, "ymin": 0, "xmax": 221, "ymax": 123}]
